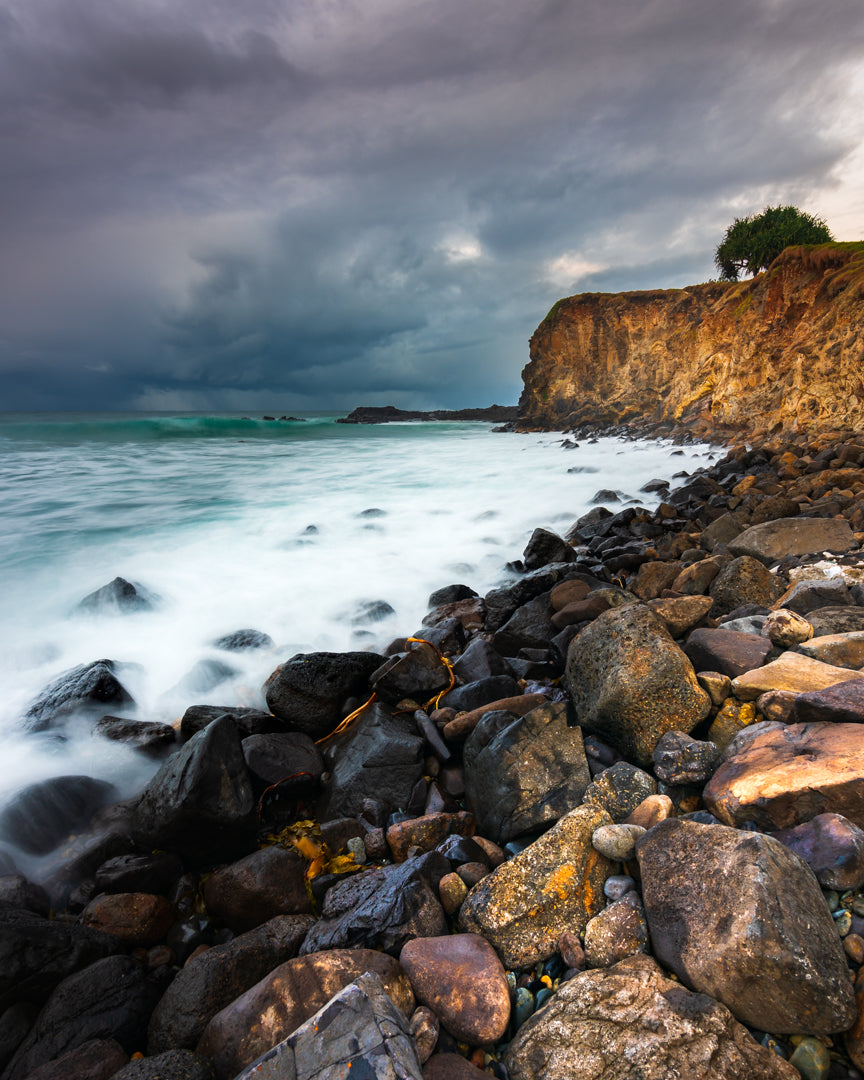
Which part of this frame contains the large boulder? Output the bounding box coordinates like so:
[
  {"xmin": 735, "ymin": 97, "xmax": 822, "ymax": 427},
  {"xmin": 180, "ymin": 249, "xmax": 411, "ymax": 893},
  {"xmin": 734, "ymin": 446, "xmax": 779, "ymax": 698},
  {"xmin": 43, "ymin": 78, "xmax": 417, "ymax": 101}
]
[
  {"xmin": 371, "ymin": 643, "xmax": 452, "ymax": 705},
  {"xmin": 458, "ymin": 805, "xmax": 613, "ymax": 970},
  {"xmin": 492, "ymin": 594, "xmax": 557, "ymax": 657},
  {"xmin": 3, "ymin": 955, "xmax": 164, "ymax": 1080},
  {"xmin": 147, "ymin": 915, "xmax": 314, "ymax": 1054},
  {"xmin": 23, "ymin": 660, "xmax": 135, "ymax": 732},
  {"xmin": 636, "ymin": 818, "xmax": 856, "ymax": 1034},
  {"xmin": 704, "ymin": 721, "xmax": 864, "ymax": 830},
  {"xmin": 201, "ymin": 847, "xmax": 314, "ymax": 932},
  {"xmin": 196, "ymin": 952, "xmax": 414, "ymax": 1080},
  {"xmin": 708, "ymin": 557, "xmax": 784, "ymax": 616},
  {"xmin": 792, "ymin": 678, "xmax": 864, "ymax": 724},
  {"xmin": 728, "ymin": 517, "xmax": 857, "ymax": 563},
  {"xmin": 316, "ymin": 704, "xmax": 424, "ymax": 823},
  {"xmin": 229, "ymin": 971, "xmax": 422, "ymax": 1080},
  {"xmin": 0, "ymin": 777, "xmax": 117, "ymax": 856},
  {"xmin": 463, "ymin": 701, "xmax": 590, "ymax": 844},
  {"xmin": 769, "ymin": 813, "xmax": 864, "ymax": 891},
  {"xmin": 132, "ymin": 714, "xmax": 255, "ymax": 863},
  {"xmin": 263, "ymin": 651, "xmax": 384, "ymax": 739},
  {"xmin": 731, "ymin": 651, "xmax": 864, "ymax": 700},
  {"xmin": 241, "ymin": 732, "xmax": 323, "ymax": 791},
  {"xmin": 299, "ymin": 852, "xmax": 449, "ymax": 956},
  {"xmin": 683, "ymin": 628, "xmax": 772, "ymax": 679},
  {"xmin": 566, "ymin": 604, "xmax": 711, "ymax": 767},
  {"xmin": 76, "ymin": 578, "xmax": 158, "ymax": 615},
  {"xmin": 503, "ymin": 955, "xmax": 797, "ymax": 1080}
]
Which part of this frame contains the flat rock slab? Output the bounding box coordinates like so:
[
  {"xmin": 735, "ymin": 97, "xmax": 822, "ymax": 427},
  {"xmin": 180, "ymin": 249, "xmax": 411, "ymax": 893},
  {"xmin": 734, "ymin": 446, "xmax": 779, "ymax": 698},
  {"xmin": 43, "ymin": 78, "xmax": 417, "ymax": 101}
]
[
  {"xmin": 232, "ymin": 971, "xmax": 422, "ymax": 1080},
  {"xmin": 197, "ymin": 950, "xmax": 414, "ymax": 1080},
  {"xmin": 798, "ymin": 631, "xmax": 864, "ymax": 670},
  {"xmin": 704, "ymin": 721, "xmax": 864, "ymax": 830},
  {"xmin": 566, "ymin": 604, "xmax": 711, "ymax": 767},
  {"xmin": 504, "ymin": 955, "xmax": 797, "ymax": 1080},
  {"xmin": 399, "ymin": 934, "xmax": 510, "ymax": 1044},
  {"xmin": 458, "ymin": 805, "xmax": 613, "ymax": 970},
  {"xmin": 636, "ymin": 819, "xmax": 855, "ymax": 1035},
  {"xmin": 792, "ymin": 678, "xmax": 864, "ymax": 724},
  {"xmin": 684, "ymin": 628, "xmax": 772, "ymax": 679},
  {"xmin": 730, "ymin": 651, "xmax": 864, "ymax": 700},
  {"xmin": 728, "ymin": 517, "xmax": 857, "ymax": 563}
]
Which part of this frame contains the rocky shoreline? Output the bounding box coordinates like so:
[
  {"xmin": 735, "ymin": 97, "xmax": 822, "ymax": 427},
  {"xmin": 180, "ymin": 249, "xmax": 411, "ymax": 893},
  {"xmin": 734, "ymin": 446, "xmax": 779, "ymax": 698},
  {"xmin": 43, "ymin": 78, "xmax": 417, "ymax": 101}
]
[{"xmin": 5, "ymin": 428, "xmax": 864, "ymax": 1078}]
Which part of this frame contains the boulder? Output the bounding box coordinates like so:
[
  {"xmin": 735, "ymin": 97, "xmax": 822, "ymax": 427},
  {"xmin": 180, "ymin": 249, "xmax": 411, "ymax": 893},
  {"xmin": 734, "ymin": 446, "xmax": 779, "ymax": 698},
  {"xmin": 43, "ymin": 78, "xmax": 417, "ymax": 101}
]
[
  {"xmin": 22, "ymin": 1038, "xmax": 128, "ymax": 1080},
  {"xmin": 299, "ymin": 852, "xmax": 449, "ymax": 956},
  {"xmin": 241, "ymin": 732, "xmax": 323, "ymax": 790},
  {"xmin": 440, "ymin": 676, "xmax": 520, "ymax": 713},
  {"xmin": 451, "ymin": 639, "xmax": 511, "ymax": 683},
  {"xmin": 197, "ymin": 952, "xmax": 414, "ymax": 1080},
  {"xmin": 582, "ymin": 890, "xmax": 649, "ymax": 968},
  {"xmin": 167, "ymin": 659, "xmax": 237, "ymax": 698},
  {"xmin": 423, "ymin": 1054, "xmax": 489, "ymax": 1080},
  {"xmin": 763, "ymin": 608, "xmax": 813, "ymax": 647},
  {"xmin": 316, "ymin": 704, "xmax": 424, "ymax": 822},
  {"xmin": 728, "ymin": 517, "xmax": 857, "ymax": 562},
  {"xmin": 808, "ymin": 606, "xmax": 864, "ymax": 637},
  {"xmin": 683, "ymin": 628, "xmax": 772, "ymax": 679},
  {"xmin": 0, "ymin": 876, "xmax": 49, "ymax": 917},
  {"xmin": 708, "ymin": 557, "xmax": 784, "ymax": 616},
  {"xmin": 704, "ymin": 721, "xmax": 864, "ymax": 830},
  {"xmin": 503, "ymin": 955, "xmax": 797, "ymax": 1080},
  {"xmin": 798, "ymin": 631, "xmax": 864, "ymax": 670},
  {"xmin": 3, "ymin": 955, "xmax": 164, "ymax": 1080},
  {"xmin": 566, "ymin": 604, "xmax": 710, "ymax": 768},
  {"xmin": 442, "ymin": 693, "xmax": 546, "ymax": 742},
  {"xmin": 769, "ymin": 813, "xmax": 864, "ymax": 891},
  {"xmin": 133, "ymin": 715, "xmax": 255, "ymax": 863},
  {"xmin": 212, "ymin": 629, "xmax": 273, "ymax": 651},
  {"xmin": 463, "ymin": 701, "xmax": 590, "ymax": 844},
  {"xmin": 228, "ymin": 971, "xmax": 422, "ymax": 1080},
  {"xmin": 147, "ymin": 915, "xmax": 314, "ymax": 1053},
  {"xmin": 483, "ymin": 564, "xmax": 582, "ymax": 632},
  {"xmin": 77, "ymin": 578, "xmax": 158, "ymax": 614},
  {"xmin": 522, "ymin": 528, "xmax": 575, "ymax": 571},
  {"xmin": 645, "ymin": 595, "xmax": 713, "ymax": 638},
  {"xmin": 371, "ymin": 643, "xmax": 452, "ymax": 705},
  {"xmin": 93, "ymin": 853, "xmax": 183, "ymax": 896},
  {"xmin": 399, "ymin": 934, "xmax": 510, "ymax": 1044},
  {"xmin": 24, "ymin": 660, "xmax": 135, "ymax": 732},
  {"xmin": 776, "ymin": 577, "xmax": 851, "ymax": 615},
  {"xmin": 428, "ymin": 585, "xmax": 477, "ymax": 608},
  {"xmin": 792, "ymin": 678, "xmax": 864, "ymax": 724},
  {"xmin": 110, "ymin": 1050, "xmax": 215, "ymax": 1080},
  {"xmin": 386, "ymin": 812, "xmax": 475, "ymax": 863},
  {"xmin": 730, "ymin": 651, "xmax": 864, "ymax": 700},
  {"xmin": 0, "ymin": 777, "xmax": 116, "ymax": 856},
  {"xmin": 458, "ymin": 805, "xmax": 613, "ymax": 970},
  {"xmin": 631, "ymin": 561, "xmax": 682, "ymax": 601},
  {"xmin": 671, "ymin": 559, "xmax": 721, "ymax": 595},
  {"xmin": 202, "ymin": 846, "xmax": 313, "ymax": 932},
  {"xmin": 581, "ymin": 761, "xmax": 657, "ymax": 823},
  {"xmin": 94, "ymin": 717, "xmax": 175, "ymax": 756},
  {"xmin": 636, "ymin": 819, "xmax": 856, "ymax": 1033},
  {"xmin": 179, "ymin": 706, "xmax": 280, "ymax": 740},
  {"xmin": 80, "ymin": 893, "xmax": 173, "ymax": 947},
  {"xmin": 652, "ymin": 731, "xmax": 720, "ymax": 785},
  {"xmin": 263, "ymin": 652, "xmax": 384, "ymax": 739}
]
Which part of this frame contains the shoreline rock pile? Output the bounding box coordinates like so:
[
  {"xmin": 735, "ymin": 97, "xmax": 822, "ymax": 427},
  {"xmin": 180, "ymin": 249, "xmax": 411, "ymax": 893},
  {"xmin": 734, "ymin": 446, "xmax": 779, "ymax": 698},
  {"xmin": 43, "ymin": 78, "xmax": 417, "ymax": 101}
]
[{"xmin": 6, "ymin": 430, "xmax": 864, "ymax": 1077}]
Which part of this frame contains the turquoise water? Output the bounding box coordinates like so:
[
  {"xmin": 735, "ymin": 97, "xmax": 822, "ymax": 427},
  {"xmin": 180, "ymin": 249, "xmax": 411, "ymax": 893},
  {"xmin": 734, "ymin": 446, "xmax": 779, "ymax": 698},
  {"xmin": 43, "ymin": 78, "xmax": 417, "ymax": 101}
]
[{"xmin": 0, "ymin": 411, "xmax": 716, "ymax": 842}]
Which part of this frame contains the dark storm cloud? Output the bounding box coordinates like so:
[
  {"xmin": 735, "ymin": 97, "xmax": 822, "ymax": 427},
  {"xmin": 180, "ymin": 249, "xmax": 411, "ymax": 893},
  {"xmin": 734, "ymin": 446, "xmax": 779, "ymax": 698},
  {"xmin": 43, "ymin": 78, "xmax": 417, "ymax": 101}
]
[{"xmin": 1, "ymin": 0, "xmax": 862, "ymax": 410}]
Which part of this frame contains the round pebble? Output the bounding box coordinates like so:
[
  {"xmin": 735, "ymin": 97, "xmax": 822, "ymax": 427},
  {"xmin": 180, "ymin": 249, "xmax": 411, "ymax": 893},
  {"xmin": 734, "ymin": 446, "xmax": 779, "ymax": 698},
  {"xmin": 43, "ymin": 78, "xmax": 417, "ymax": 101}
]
[
  {"xmin": 438, "ymin": 872, "xmax": 468, "ymax": 915},
  {"xmin": 835, "ymin": 910, "xmax": 853, "ymax": 936},
  {"xmin": 592, "ymin": 824, "xmax": 645, "ymax": 861},
  {"xmin": 513, "ymin": 986, "xmax": 535, "ymax": 1029},
  {"xmin": 346, "ymin": 837, "xmax": 367, "ymax": 864},
  {"xmin": 788, "ymin": 1036, "xmax": 830, "ymax": 1080},
  {"xmin": 844, "ymin": 932, "xmax": 864, "ymax": 964},
  {"xmin": 604, "ymin": 874, "xmax": 636, "ymax": 901}
]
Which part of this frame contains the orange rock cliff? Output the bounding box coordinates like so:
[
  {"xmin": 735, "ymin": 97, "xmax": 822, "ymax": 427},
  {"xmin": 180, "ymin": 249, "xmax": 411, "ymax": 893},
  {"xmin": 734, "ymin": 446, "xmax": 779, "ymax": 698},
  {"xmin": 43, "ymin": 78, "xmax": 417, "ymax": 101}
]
[{"xmin": 517, "ymin": 243, "xmax": 864, "ymax": 438}]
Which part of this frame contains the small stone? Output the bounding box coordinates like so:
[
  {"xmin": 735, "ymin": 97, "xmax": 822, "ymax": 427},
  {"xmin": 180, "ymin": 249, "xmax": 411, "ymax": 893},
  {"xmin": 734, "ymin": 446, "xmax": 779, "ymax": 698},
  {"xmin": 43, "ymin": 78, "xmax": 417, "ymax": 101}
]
[
  {"xmin": 604, "ymin": 875, "xmax": 636, "ymax": 901},
  {"xmin": 583, "ymin": 891, "xmax": 649, "ymax": 968},
  {"xmin": 652, "ymin": 730, "xmax": 720, "ymax": 785},
  {"xmin": 591, "ymin": 824, "xmax": 645, "ymax": 861},
  {"xmin": 346, "ymin": 837, "xmax": 366, "ymax": 864},
  {"xmin": 835, "ymin": 910, "xmax": 853, "ymax": 936},
  {"xmin": 624, "ymin": 794, "xmax": 673, "ymax": 830},
  {"xmin": 557, "ymin": 931, "xmax": 585, "ymax": 971},
  {"xmin": 439, "ymin": 873, "xmax": 468, "ymax": 915},
  {"xmin": 513, "ymin": 987, "xmax": 535, "ymax": 1029},
  {"xmin": 697, "ymin": 671, "xmax": 732, "ymax": 707},
  {"xmin": 764, "ymin": 609, "xmax": 814, "ymax": 648},
  {"xmin": 845, "ymin": 933, "xmax": 864, "ymax": 964},
  {"xmin": 788, "ymin": 1036, "xmax": 831, "ymax": 1080},
  {"xmin": 410, "ymin": 1005, "xmax": 439, "ymax": 1064}
]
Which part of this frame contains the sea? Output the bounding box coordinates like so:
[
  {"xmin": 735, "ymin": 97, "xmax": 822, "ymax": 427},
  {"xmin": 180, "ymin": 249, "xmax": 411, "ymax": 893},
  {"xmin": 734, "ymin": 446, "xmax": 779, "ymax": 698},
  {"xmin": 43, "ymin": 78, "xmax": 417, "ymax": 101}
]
[{"xmin": 0, "ymin": 411, "xmax": 717, "ymax": 864}]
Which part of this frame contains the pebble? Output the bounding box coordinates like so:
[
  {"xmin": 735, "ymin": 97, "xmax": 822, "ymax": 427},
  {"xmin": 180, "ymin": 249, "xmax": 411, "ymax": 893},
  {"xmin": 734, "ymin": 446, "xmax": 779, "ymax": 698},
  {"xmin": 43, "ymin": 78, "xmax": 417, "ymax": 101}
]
[
  {"xmin": 788, "ymin": 1036, "xmax": 831, "ymax": 1080},
  {"xmin": 591, "ymin": 823, "xmax": 645, "ymax": 861},
  {"xmin": 513, "ymin": 987, "xmax": 535, "ymax": 1029},
  {"xmin": 604, "ymin": 874, "xmax": 636, "ymax": 900},
  {"xmin": 844, "ymin": 933, "xmax": 864, "ymax": 964},
  {"xmin": 346, "ymin": 837, "xmax": 367, "ymax": 864},
  {"xmin": 439, "ymin": 872, "xmax": 468, "ymax": 915}
]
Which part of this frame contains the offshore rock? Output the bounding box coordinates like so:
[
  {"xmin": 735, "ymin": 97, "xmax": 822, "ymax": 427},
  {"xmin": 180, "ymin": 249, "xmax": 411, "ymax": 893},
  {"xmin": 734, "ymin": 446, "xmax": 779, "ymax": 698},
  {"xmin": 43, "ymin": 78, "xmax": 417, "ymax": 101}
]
[
  {"xmin": 23, "ymin": 660, "xmax": 135, "ymax": 732},
  {"xmin": 462, "ymin": 701, "xmax": 590, "ymax": 844},
  {"xmin": 504, "ymin": 955, "xmax": 797, "ymax": 1080},
  {"xmin": 458, "ymin": 805, "xmax": 613, "ymax": 969},
  {"xmin": 566, "ymin": 603, "xmax": 710, "ymax": 767},
  {"xmin": 197, "ymin": 953, "xmax": 414, "ymax": 1080},
  {"xmin": 77, "ymin": 577, "xmax": 159, "ymax": 614},
  {"xmin": 636, "ymin": 819, "xmax": 856, "ymax": 1033}
]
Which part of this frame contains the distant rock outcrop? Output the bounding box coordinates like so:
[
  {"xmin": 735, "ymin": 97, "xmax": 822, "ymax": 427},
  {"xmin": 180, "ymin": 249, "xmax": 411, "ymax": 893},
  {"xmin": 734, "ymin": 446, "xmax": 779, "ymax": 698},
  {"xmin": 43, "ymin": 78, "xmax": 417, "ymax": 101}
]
[
  {"xmin": 518, "ymin": 243, "xmax": 864, "ymax": 438},
  {"xmin": 337, "ymin": 404, "xmax": 518, "ymax": 424}
]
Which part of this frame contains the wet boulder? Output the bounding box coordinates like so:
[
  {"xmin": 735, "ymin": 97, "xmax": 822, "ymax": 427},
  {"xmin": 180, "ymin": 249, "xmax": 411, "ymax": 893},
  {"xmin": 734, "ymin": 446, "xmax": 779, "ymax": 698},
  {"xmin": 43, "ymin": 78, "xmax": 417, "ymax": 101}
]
[
  {"xmin": 566, "ymin": 604, "xmax": 711, "ymax": 768},
  {"xmin": 94, "ymin": 716, "xmax": 175, "ymax": 757},
  {"xmin": 769, "ymin": 813, "xmax": 864, "ymax": 891},
  {"xmin": 708, "ymin": 557, "xmax": 784, "ymax": 617},
  {"xmin": 636, "ymin": 818, "xmax": 856, "ymax": 1034},
  {"xmin": 212, "ymin": 629, "xmax": 273, "ymax": 651},
  {"xmin": 371, "ymin": 642, "xmax": 452, "ymax": 705},
  {"xmin": 463, "ymin": 701, "xmax": 590, "ymax": 844},
  {"xmin": 77, "ymin": 578, "xmax": 159, "ymax": 615},
  {"xmin": 440, "ymin": 675, "xmax": 520, "ymax": 713},
  {"xmin": 451, "ymin": 638, "xmax": 511, "ymax": 683},
  {"xmin": 24, "ymin": 660, "xmax": 135, "ymax": 733},
  {"xmin": 20, "ymin": 1038, "xmax": 129, "ymax": 1080},
  {"xmin": 581, "ymin": 761, "xmax": 657, "ymax": 823},
  {"xmin": 93, "ymin": 853, "xmax": 183, "ymax": 896},
  {"xmin": 241, "ymin": 732, "xmax": 323, "ymax": 792},
  {"xmin": 110, "ymin": 1050, "xmax": 214, "ymax": 1080},
  {"xmin": 201, "ymin": 846, "xmax": 313, "ymax": 932},
  {"xmin": 133, "ymin": 714, "xmax": 255, "ymax": 863},
  {"xmin": 728, "ymin": 516, "xmax": 857, "ymax": 563},
  {"xmin": 522, "ymin": 528, "xmax": 576, "ymax": 571},
  {"xmin": 80, "ymin": 893, "xmax": 173, "ymax": 947},
  {"xmin": 263, "ymin": 651, "xmax": 384, "ymax": 739},
  {"xmin": 493, "ymin": 593, "xmax": 557, "ymax": 657},
  {"xmin": 0, "ymin": 776, "xmax": 117, "ymax": 856},
  {"xmin": 179, "ymin": 705, "xmax": 280, "ymax": 740}
]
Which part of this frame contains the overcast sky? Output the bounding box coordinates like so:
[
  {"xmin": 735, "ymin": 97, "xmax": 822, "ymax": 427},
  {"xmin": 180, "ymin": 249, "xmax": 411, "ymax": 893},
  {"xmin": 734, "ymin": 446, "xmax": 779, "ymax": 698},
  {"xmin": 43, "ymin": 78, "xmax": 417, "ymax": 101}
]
[{"xmin": 1, "ymin": 0, "xmax": 863, "ymax": 411}]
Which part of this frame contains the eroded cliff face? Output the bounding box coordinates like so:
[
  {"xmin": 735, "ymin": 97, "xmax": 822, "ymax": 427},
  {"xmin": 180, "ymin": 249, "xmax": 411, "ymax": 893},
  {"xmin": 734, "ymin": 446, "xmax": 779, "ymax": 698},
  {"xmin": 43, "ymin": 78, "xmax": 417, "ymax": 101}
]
[{"xmin": 518, "ymin": 244, "xmax": 864, "ymax": 438}]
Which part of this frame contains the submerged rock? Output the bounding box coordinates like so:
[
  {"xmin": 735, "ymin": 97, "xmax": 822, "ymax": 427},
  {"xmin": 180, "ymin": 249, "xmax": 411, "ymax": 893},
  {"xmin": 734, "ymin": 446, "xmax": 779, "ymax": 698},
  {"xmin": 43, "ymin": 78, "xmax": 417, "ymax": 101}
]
[{"xmin": 76, "ymin": 578, "xmax": 159, "ymax": 615}]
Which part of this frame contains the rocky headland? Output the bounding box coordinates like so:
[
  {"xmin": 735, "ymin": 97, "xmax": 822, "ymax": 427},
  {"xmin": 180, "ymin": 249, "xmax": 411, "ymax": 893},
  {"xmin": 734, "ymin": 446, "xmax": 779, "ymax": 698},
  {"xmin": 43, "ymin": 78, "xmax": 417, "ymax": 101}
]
[
  {"xmin": 518, "ymin": 242, "xmax": 864, "ymax": 441},
  {"xmin": 337, "ymin": 405, "xmax": 519, "ymax": 424}
]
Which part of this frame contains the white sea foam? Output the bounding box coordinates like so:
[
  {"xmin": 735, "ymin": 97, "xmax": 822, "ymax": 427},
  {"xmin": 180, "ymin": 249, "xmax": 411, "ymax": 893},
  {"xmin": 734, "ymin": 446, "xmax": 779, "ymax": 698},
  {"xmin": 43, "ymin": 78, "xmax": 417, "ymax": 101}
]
[{"xmin": 0, "ymin": 414, "xmax": 717, "ymax": 843}]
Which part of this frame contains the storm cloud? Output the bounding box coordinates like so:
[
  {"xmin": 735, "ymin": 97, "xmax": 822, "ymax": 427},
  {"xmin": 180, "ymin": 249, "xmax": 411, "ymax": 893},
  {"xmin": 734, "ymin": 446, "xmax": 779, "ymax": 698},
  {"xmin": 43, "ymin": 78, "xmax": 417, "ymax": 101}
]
[{"xmin": 1, "ymin": 0, "xmax": 863, "ymax": 410}]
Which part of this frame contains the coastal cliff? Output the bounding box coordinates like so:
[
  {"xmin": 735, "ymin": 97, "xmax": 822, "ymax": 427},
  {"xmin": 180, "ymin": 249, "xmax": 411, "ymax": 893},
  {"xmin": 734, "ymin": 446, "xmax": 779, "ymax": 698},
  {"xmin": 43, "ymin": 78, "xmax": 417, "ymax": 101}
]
[{"xmin": 518, "ymin": 242, "xmax": 864, "ymax": 438}]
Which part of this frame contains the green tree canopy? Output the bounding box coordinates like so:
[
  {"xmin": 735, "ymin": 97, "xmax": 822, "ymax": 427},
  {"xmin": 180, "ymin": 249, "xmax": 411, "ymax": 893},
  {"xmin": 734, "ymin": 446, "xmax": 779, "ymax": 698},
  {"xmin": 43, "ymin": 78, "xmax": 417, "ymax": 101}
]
[{"xmin": 714, "ymin": 205, "xmax": 833, "ymax": 281}]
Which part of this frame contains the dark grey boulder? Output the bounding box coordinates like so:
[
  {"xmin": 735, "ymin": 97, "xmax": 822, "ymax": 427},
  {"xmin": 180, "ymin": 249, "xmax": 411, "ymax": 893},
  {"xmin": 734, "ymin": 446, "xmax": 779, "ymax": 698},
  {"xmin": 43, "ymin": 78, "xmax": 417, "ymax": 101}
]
[
  {"xmin": 463, "ymin": 701, "xmax": 590, "ymax": 844},
  {"xmin": 133, "ymin": 714, "xmax": 255, "ymax": 863},
  {"xmin": 683, "ymin": 628, "xmax": 772, "ymax": 679},
  {"xmin": 428, "ymin": 584, "xmax": 477, "ymax": 608},
  {"xmin": 769, "ymin": 813, "xmax": 864, "ymax": 891},
  {"xmin": 316, "ymin": 704, "xmax": 424, "ymax": 823},
  {"xmin": 0, "ymin": 776, "xmax": 117, "ymax": 856},
  {"xmin": 522, "ymin": 528, "xmax": 576, "ymax": 571},
  {"xmin": 24, "ymin": 660, "xmax": 135, "ymax": 732},
  {"xmin": 231, "ymin": 971, "xmax": 422, "ymax": 1080},
  {"xmin": 779, "ymin": 578, "xmax": 851, "ymax": 615},
  {"xmin": 147, "ymin": 915, "xmax": 314, "ymax": 1054},
  {"xmin": 242, "ymin": 733, "xmax": 323, "ymax": 791},
  {"xmin": 2, "ymin": 954, "xmax": 164, "ymax": 1080},
  {"xmin": 111, "ymin": 1050, "xmax": 214, "ymax": 1080},
  {"xmin": 180, "ymin": 705, "xmax": 280, "ymax": 740},
  {"xmin": 77, "ymin": 578, "xmax": 158, "ymax": 615},
  {"xmin": 0, "ymin": 909, "xmax": 119, "ymax": 1011},
  {"xmin": 21, "ymin": 1037, "xmax": 128, "ymax": 1080},
  {"xmin": 440, "ymin": 675, "xmax": 520, "ymax": 713},
  {"xmin": 201, "ymin": 846, "xmax": 312, "ymax": 932},
  {"xmin": 581, "ymin": 761, "xmax": 657, "ymax": 823},
  {"xmin": 484, "ymin": 564, "xmax": 582, "ymax": 632},
  {"xmin": 652, "ymin": 731, "xmax": 721, "ymax": 785},
  {"xmin": 0, "ymin": 876, "xmax": 49, "ymax": 917},
  {"xmin": 299, "ymin": 851, "xmax": 449, "ymax": 956},
  {"xmin": 0, "ymin": 1004, "xmax": 37, "ymax": 1074},
  {"xmin": 40, "ymin": 829, "xmax": 134, "ymax": 910},
  {"xmin": 212, "ymin": 629, "xmax": 273, "ymax": 651},
  {"xmin": 451, "ymin": 639, "xmax": 511, "ymax": 683},
  {"xmin": 93, "ymin": 853, "xmax": 184, "ymax": 896},
  {"xmin": 95, "ymin": 716, "xmax": 175, "ymax": 756},
  {"xmin": 371, "ymin": 643, "xmax": 452, "ymax": 706},
  {"xmin": 492, "ymin": 592, "xmax": 557, "ymax": 657},
  {"xmin": 264, "ymin": 652, "xmax": 383, "ymax": 739}
]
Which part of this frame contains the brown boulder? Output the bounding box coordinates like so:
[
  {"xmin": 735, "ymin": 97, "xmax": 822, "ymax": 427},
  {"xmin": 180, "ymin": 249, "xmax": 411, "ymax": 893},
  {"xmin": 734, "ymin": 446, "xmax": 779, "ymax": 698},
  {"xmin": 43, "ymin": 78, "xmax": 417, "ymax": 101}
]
[
  {"xmin": 504, "ymin": 955, "xmax": 797, "ymax": 1080},
  {"xmin": 708, "ymin": 556, "xmax": 784, "ymax": 616},
  {"xmin": 202, "ymin": 846, "xmax": 312, "ymax": 933},
  {"xmin": 670, "ymin": 559, "xmax": 721, "ymax": 595},
  {"xmin": 387, "ymin": 812, "xmax": 476, "ymax": 863},
  {"xmin": 727, "ymin": 517, "xmax": 857, "ymax": 562},
  {"xmin": 798, "ymin": 630, "xmax": 864, "ymax": 670},
  {"xmin": 792, "ymin": 678, "xmax": 864, "ymax": 724},
  {"xmin": 636, "ymin": 819, "xmax": 856, "ymax": 1034},
  {"xmin": 80, "ymin": 893, "xmax": 173, "ymax": 947},
  {"xmin": 645, "ymin": 595, "xmax": 713, "ymax": 637},
  {"xmin": 583, "ymin": 891, "xmax": 649, "ymax": 968},
  {"xmin": 399, "ymin": 933, "xmax": 510, "ymax": 1044},
  {"xmin": 566, "ymin": 603, "xmax": 710, "ymax": 767},
  {"xmin": 196, "ymin": 949, "xmax": 414, "ymax": 1080},
  {"xmin": 704, "ymin": 721, "xmax": 864, "ymax": 830},
  {"xmin": 730, "ymin": 651, "xmax": 864, "ymax": 700},
  {"xmin": 631, "ymin": 561, "xmax": 683, "ymax": 601},
  {"xmin": 683, "ymin": 627, "xmax": 772, "ymax": 679},
  {"xmin": 458, "ymin": 805, "xmax": 613, "ymax": 970}
]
